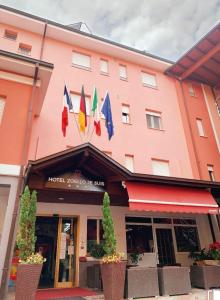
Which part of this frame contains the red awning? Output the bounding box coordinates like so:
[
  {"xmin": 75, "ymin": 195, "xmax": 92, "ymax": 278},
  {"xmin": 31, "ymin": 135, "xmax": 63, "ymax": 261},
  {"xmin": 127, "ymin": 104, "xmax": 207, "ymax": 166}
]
[{"xmin": 126, "ymin": 182, "xmax": 219, "ymax": 214}]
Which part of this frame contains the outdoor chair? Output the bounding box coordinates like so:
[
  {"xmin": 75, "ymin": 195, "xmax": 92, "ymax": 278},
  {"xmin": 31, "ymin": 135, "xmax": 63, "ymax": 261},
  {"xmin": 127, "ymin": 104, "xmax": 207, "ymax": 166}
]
[{"xmin": 158, "ymin": 266, "xmax": 191, "ymax": 296}]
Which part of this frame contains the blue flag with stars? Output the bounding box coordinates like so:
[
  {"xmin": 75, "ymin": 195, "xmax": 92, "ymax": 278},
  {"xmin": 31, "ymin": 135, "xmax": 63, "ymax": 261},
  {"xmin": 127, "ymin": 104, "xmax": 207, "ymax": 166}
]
[{"xmin": 101, "ymin": 92, "xmax": 114, "ymax": 140}]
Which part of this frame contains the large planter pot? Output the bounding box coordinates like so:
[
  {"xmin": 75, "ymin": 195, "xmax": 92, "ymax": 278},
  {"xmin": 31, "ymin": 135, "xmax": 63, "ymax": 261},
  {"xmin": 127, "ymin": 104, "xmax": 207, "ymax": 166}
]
[
  {"xmin": 15, "ymin": 263, "xmax": 42, "ymax": 300},
  {"xmin": 204, "ymin": 259, "xmax": 220, "ymax": 266},
  {"xmin": 101, "ymin": 261, "xmax": 126, "ymax": 300}
]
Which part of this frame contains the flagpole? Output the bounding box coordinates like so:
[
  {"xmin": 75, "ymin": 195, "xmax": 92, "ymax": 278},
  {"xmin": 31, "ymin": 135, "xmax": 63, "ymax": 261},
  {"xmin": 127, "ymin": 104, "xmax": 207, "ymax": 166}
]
[
  {"xmin": 88, "ymin": 126, "xmax": 95, "ymax": 142},
  {"xmin": 86, "ymin": 87, "xmax": 95, "ymax": 142}
]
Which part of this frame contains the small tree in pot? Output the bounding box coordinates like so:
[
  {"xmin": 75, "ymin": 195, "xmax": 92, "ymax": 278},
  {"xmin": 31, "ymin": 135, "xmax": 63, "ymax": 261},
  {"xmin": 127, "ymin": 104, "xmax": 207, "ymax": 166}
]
[
  {"xmin": 101, "ymin": 192, "xmax": 126, "ymax": 300},
  {"xmin": 16, "ymin": 186, "xmax": 45, "ymax": 300}
]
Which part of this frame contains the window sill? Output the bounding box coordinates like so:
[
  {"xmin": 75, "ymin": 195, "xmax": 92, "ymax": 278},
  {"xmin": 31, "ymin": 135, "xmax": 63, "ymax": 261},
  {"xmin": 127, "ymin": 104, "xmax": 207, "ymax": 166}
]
[
  {"xmin": 3, "ymin": 36, "xmax": 17, "ymax": 41},
  {"xmin": 147, "ymin": 127, "xmax": 164, "ymax": 132},
  {"xmin": 142, "ymin": 84, "xmax": 158, "ymax": 90},
  {"xmin": 199, "ymin": 135, "xmax": 208, "ymax": 138},
  {"xmin": 120, "ymin": 77, "xmax": 128, "ymax": 82},
  {"xmin": 72, "ymin": 64, "xmax": 91, "ymax": 72},
  {"xmin": 100, "ymin": 72, "xmax": 109, "ymax": 76},
  {"xmin": 17, "ymin": 51, "xmax": 31, "ymax": 56},
  {"xmin": 122, "ymin": 122, "xmax": 132, "ymax": 125}
]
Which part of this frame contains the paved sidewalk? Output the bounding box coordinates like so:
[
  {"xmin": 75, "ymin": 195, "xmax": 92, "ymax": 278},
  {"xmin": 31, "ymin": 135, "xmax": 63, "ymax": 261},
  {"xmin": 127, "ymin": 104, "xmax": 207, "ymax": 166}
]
[{"xmin": 5, "ymin": 288, "xmax": 211, "ymax": 300}]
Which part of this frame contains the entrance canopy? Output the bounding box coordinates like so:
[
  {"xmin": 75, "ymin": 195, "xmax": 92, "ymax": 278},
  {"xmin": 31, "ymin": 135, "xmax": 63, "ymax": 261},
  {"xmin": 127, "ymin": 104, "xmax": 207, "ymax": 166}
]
[{"xmin": 127, "ymin": 182, "xmax": 219, "ymax": 214}]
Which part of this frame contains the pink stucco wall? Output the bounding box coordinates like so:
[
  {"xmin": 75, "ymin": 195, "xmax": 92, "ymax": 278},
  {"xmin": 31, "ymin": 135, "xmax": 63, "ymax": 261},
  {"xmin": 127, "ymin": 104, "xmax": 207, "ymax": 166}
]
[{"xmin": 1, "ymin": 11, "xmax": 219, "ymax": 180}]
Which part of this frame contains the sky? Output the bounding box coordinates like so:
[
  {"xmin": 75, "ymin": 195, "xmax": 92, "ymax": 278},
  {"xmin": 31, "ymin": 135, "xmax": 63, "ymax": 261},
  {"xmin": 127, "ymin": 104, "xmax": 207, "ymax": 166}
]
[{"xmin": 1, "ymin": 0, "xmax": 220, "ymax": 61}]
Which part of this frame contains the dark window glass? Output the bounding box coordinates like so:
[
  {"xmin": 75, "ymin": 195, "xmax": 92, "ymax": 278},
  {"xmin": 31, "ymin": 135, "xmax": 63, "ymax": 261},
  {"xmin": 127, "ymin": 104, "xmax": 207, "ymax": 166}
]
[
  {"xmin": 126, "ymin": 225, "xmax": 153, "ymax": 253},
  {"xmin": 174, "ymin": 226, "xmax": 200, "ymax": 252},
  {"xmin": 173, "ymin": 219, "xmax": 196, "ymax": 225},
  {"xmin": 153, "ymin": 218, "xmax": 172, "ymax": 224},
  {"xmin": 87, "ymin": 219, "xmax": 97, "ymax": 253},
  {"xmin": 125, "ymin": 217, "xmax": 151, "ymax": 223}
]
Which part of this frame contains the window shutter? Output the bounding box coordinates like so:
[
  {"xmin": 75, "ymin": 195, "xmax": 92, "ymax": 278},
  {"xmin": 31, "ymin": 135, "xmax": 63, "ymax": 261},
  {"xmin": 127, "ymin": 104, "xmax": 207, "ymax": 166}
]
[
  {"xmin": 100, "ymin": 59, "xmax": 108, "ymax": 73},
  {"xmin": 122, "ymin": 105, "xmax": 129, "ymax": 114},
  {"xmin": 72, "ymin": 52, "xmax": 91, "ymax": 68},
  {"xmin": 196, "ymin": 119, "xmax": 205, "ymax": 136},
  {"xmin": 71, "ymin": 93, "xmax": 90, "ymax": 115},
  {"xmin": 142, "ymin": 72, "xmax": 157, "ymax": 87},
  {"xmin": 119, "ymin": 65, "xmax": 127, "ymax": 79},
  {"xmin": 125, "ymin": 155, "xmax": 134, "ymax": 172},
  {"xmin": 152, "ymin": 160, "xmax": 170, "ymax": 176},
  {"xmin": 0, "ymin": 99, "xmax": 5, "ymax": 124}
]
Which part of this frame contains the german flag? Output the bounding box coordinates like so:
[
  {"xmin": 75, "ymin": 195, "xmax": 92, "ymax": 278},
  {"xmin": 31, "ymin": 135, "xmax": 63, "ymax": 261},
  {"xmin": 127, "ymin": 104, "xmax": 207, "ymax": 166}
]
[{"xmin": 78, "ymin": 85, "xmax": 87, "ymax": 132}]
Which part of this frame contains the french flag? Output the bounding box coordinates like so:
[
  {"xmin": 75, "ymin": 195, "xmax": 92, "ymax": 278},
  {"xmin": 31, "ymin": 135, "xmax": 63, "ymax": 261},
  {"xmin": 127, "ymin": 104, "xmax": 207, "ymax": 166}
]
[{"xmin": 62, "ymin": 85, "xmax": 73, "ymax": 137}]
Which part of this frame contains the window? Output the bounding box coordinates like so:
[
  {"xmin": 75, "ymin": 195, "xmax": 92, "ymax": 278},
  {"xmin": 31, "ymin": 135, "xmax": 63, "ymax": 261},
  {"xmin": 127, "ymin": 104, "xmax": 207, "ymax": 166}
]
[
  {"xmin": 125, "ymin": 155, "xmax": 134, "ymax": 172},
  {"xmin": 100, "ymin": 59, "xmax": 108, "ymax": 74},
  {"xmin": 0, "ymin": 99, "xmax": 5, "ymax": 125},
  {"xmin": 122, "ymin": 105, "xmax": 130, "ymax": 124},
  {"xmin": 18, "ymin": 43, "xmax": 32, "ymax": 55},
  {"xmin": 146, "ymin": 111, "xmax": 162, "ymax": 130},
  {"xmin": 142, "ymin": 72, "xmax": 157, "ymax": 88},
  {"xmin": 152, "ymin": 159, "xmax": 170, "ymax": 176},
  {"xmin": 4, "ymin": 29, "xmax": 17, "ymax": 41},
  {"xmin": 208, "ymin": 165, "xmax": 215, "ymax": 181},
  {"xmin": 70, "ymin": 93, "xmax": 90, "ymax": 115},
  {"xmin": 72, "ymin": 52, "xmax": 91, "ymax": 69},
  {"xmin": 189, "ymin": 83, "xmax": 196, "ymax": 96},
  {"xmin": 119, "ymin": 65, "xmax": 127, "ymax": 80},
  {"xmin": 174, "ymin": 226, "xmax": 200, "ymax": 252},
  {"xmin": 87, "ymin": 219, "xmax": 103, "ymax": 254},
  {"xmin": 196, "ymin": 118, "xmax": 205, "ymax": 137},
  {"xmin": 126, "ymin": 224, "xmax": 154, "ymax": 253}
]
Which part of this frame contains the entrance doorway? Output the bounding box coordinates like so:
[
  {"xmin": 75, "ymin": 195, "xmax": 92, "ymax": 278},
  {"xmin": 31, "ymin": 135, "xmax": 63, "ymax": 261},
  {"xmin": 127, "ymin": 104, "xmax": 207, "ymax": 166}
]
[
  {"xmin": 35, "ymin": 216, "xmax": 77, "ymax": 289},
  {"xmin": 155, "ymin": 228, "xmax": 176, "ymax": 266}
]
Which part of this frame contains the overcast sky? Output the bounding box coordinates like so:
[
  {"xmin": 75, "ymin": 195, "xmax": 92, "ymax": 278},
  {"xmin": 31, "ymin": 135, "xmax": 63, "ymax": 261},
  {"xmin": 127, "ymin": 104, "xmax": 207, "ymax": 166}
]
[{"xmin": 1, "ymin": 0, "xmax": 220, "ymax": 61}]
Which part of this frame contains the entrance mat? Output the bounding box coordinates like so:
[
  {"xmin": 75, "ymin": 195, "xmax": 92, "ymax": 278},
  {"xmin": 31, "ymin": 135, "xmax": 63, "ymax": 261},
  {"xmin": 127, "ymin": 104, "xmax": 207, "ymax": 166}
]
[{"xmin": 36, "ymin": 288, "xmax": 97, "ymax": 300}]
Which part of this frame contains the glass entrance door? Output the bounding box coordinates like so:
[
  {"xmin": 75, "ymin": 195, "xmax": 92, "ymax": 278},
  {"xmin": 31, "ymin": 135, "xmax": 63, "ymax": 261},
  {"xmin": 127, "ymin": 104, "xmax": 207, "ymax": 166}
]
[
  {"xmin": 55, "ymin": 218, "xmax": 77, "ymax": 288},
  {"xmin": 156, "ymin": 228, "xmax": 176, "ymax": 266}
]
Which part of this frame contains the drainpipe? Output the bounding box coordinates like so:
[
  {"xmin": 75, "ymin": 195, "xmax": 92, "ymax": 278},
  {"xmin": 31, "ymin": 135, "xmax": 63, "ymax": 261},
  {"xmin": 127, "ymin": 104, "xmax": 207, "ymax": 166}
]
[{"xmin": 0, "ymin": 63, "xmax": 39, "ymax": 299}]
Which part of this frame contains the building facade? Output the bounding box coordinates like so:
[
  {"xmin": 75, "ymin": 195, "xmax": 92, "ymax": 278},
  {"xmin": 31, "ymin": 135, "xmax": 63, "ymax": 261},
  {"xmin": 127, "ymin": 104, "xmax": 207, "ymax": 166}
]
[{"xmin": 0, "ymin": 4, "xmax": 220, "ymax": 294}]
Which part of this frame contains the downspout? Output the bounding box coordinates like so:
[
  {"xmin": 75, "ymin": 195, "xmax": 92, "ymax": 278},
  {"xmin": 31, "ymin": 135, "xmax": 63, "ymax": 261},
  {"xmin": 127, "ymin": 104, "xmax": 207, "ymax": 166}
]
[{"xmin": 0, "ymin": 21, "xmax": 48, "ymax": 299}]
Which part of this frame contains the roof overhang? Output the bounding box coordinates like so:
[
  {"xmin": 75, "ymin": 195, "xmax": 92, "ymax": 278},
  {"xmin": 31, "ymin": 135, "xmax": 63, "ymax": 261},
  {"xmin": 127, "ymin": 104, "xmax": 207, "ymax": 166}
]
[
  {"xmin": 0, "ymin": 50, "xmax": 54, "ymax": 116},
  {"xmin": 0, "ymin": 5, "xmax": 172, "ymax": 72},
  {"xmin": 166, "ymin": 23, "xmax": 220, "ymax": 88}
]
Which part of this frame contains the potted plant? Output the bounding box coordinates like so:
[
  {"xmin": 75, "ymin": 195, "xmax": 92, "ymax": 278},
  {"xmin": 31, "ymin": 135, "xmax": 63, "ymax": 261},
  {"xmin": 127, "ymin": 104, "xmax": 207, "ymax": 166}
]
[
  {"xmin": 128, "ymin": 250, "xmax": 144, "ymax": 266},
  {"xmin": 101, "ymin": 192, "xmax": 126, "ymax": 300},
  {"xmin": 90, "ymin": 242, "xmax": 106, "ymax": 259},
  {"xmin": 189, "ymin": 242, "xmax": 220, "ymax": 266},
  {"xmin": 15, "ymin": 186, "xmax": 45, "ymax": 300}
]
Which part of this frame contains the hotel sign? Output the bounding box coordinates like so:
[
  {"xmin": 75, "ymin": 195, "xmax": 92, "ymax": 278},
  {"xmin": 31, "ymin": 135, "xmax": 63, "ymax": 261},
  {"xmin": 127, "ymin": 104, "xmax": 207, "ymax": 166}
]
[{"xmin": 45, "ymin": 170, "xmax": 105, "ymax": 192}]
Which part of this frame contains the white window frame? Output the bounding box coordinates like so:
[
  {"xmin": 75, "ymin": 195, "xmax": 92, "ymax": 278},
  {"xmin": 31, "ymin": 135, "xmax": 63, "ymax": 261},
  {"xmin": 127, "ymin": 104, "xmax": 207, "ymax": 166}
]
[
  {"xmin": 125, "ymin": 155, "xmax": 134, "ymax": 172},
  {"xmin": 122, "ymin": 105, "xmax": 130, "ymax": 124},
  {"xmin": 70, "ymin": 93, "xmax": 90, "ymax": 115},
  {"xmin": 119, "ymin": 65, "xmax": 127, "ymax": 80},
  {"xmin": 142, "ymin": 72, "xmax": 157, "ymax": 88},
  {"xmin": 4, "ymin": 29, "xmax": 17, "ymax": 41},
  {"xmin": 151, "ymin": 159, "xmax": 170, "ymax": 176},
  {"xmin": 196, "ymin": 118, "xmax": 205, "ymax": 137},
  {"xmin": 0, "ymin": 99, "xmax": 6, "ymax": 125},
  {"xmin": 146, "ymin": 111, "xmax": 162, "ymax": 130},
  {"xmin": 207, "ymin": 165, "xmax": 215, "ymax": 181},
  {"xmin": 100, "ymin": 59, "xmax": 109, "ymax": 74},
  {"xmin": 72, "ymin": 52, "xmax": 91, "ymax": 70}
]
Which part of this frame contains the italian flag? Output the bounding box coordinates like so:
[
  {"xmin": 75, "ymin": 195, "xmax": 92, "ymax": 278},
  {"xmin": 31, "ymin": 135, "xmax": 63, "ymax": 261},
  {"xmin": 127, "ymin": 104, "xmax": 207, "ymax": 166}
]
[{"xmin": 92, "ymin": 87, "xmax": 101, "ymax": 136}]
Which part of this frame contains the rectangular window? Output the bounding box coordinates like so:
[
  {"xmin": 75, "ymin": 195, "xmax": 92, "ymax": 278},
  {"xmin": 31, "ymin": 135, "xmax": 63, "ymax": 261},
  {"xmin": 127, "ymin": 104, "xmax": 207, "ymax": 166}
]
[
  {"xmin": 87, "ymin": 219, "xmax": 103, "ymax": 254},
  {"xmin": 122, "ymin": 105, "xmax": 130, "ymax": 124},
  {"xmin": 119, "ymin": 65, "xmax": 127, "ymax": 80},
  {"xmin": 189, "ymin": 83, "xmax": 196, "ymax": 96},
  {"xmin": 0, "ymin": 99, "xmax": 5, "ymax": 125},
  {"xmin": 196, "ymin": 118, "xmax": 205, "ymax": 136},
  {"xmin": 126, "ymin": 224, "xmax": 154, "ymax": 253},
  {"xmin": 125, "ymin": 216, "xmax": 152, "ymax": 224},
  {"xmin": 100, "ymin": 59, "xmax": 109, "ymax": 74},
  {"xmin": 18, "ymin": 43, "xmax": 32, "ymax": 55},
  {"xmin": 146, "ymin": 111, "xmax": 162, "ymax": 130},
  {"xmin": 4, "ymin": 29, "xmax": 17, "ymax": 41},
  {"xmin": 70, "ymin": 93, "xmax": 90, "ymax": 115},
  {"xmin": 207, "ymin": 165, "xmax": 215, "ymax": 181},
  {"xmin": 142, "ymin": 72, "xmax": 157, "ymax": 88},
  {"xmin": 174, "ymin": 226, "xmax": 200, "ymax": 252},
  {"xmin": 125, "ymin": 155, "xmax": 134, "ymax": 172},
  {"xmin": 152, "ymin": 159, "xmax": 170, "ymax": 176},
  {"xmin": 72, "ymin": 52, "xmax": 91, "ymax": 69}
]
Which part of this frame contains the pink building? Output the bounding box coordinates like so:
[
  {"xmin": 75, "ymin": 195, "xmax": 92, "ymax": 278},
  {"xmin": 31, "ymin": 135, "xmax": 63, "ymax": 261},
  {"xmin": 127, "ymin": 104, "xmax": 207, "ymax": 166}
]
[{"xmin": 0, "ymin": 5, "xmax": 220, "ymax": 296}]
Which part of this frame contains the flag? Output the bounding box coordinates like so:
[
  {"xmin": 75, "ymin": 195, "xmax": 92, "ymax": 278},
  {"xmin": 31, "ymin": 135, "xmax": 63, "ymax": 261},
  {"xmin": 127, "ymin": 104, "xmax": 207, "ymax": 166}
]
[
  {"xmin": 92, "ymin": 87, "xmax": 101, "ymax": 136},
  {"xmin": 101, "ymin": 92, "xmax": 114, "ymax": 140},
  {"xmin": 62, "ymin": 85, "xmax": 73, "ymax": 137},
  {"xmin": 78, "ymin": 85, "xmax": 87, "ymax": 132}
]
